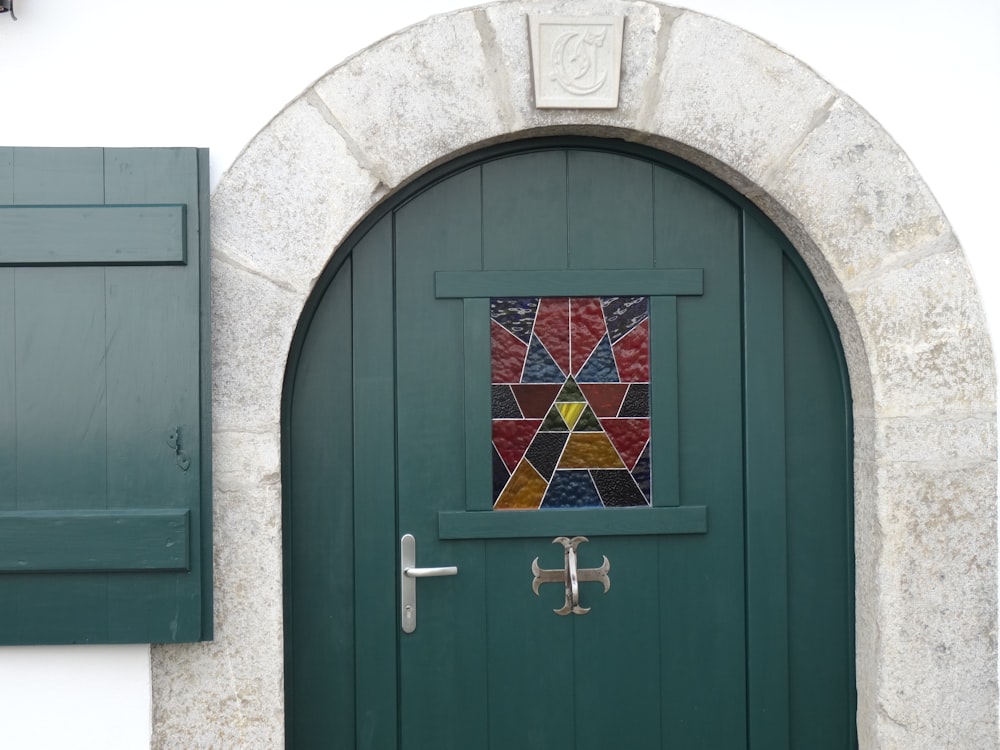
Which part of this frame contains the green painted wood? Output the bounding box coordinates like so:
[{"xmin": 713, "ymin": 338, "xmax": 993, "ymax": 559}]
[
  {"xmin": 0, "ymin": 148, "xmax": 12, "ymax": 201},
  {"xmin": 284, "ymin": 139, "xmax": 855, "ymax": 750},
  {"xmin": 650, "ymin": 296, "xmax": 680, "ymax": 506},
  {"xmin": 438, "ymin": 506, "xmax": 707, "ymax": 538},
  {"xmin": 12, "ymin": 148, "xmax": 103, "ymax": 204},
  {"xmin": 783, "ymin": 253, "xmax": 856, "ymax": 749},
  {"xmin": 0, "ymin": 266, "xmax": 13, "ymax": 511},
  {"xmin": 743, "ymin": 213, "xmax": 791, "ymax": 750},
  {"xmin": 0, "ymin": 147, "xmax": 211, "ymax": 645},
  {"xmin": 102, "ymin": 148, "xmax": 207, "ymax": 643},
  {"xmin": 352, "ymin": 218, "xmax": 400, "ymax": 750},
  {"xmin": 284, "ymin": 257, "xmax": 356, "ymax": 749},
  {"xmin": 463, "ymin": 297, "xmax": 493, "ymax": 511},
  {"xmin": 567, "ymin": 150, "xmax": 654, "ymax": 269},
  {"xmin": 435, "ymin": 268, "xmax": 703, "ymax": 298},
  {"xmin": 396, "ymin": 166, "xmax": 491, "ymax": 749},
  {"xmin": 0, "ymin": 510, "xmax": 189, "ymax": 571},
  {"xmin": 483, "ymin": 150, "xmax": 568, "ymax": 269},
  {"xmin": 653, "ymin": 164, "xmax": 747, "ymax": 748},
  {"xmin": 0, "ymin": 205, "xmax": 186, "ymax": 264}
]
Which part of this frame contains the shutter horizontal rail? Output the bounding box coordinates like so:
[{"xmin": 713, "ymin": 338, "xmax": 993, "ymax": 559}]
[
  {"xmin": 0, "ymin": 509, "xmax": 190, "ymax": 572},
  {"xmin": 438, "ymin": 505, "xmax": 707, "ymax": 539},
  {"xmin": 0, "ymin": 204, "xmax": 186, "ymax": 265}
]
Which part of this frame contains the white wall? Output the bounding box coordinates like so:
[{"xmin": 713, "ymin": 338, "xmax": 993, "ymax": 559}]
[{"xmin": 0, "ymin": 1, "xmax": 997, "ymax": 746}]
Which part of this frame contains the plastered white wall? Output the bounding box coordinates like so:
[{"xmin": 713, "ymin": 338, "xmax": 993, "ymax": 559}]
[{"xmin": 0, "ymin": 1, "xmax": 997, "ymax": 747}]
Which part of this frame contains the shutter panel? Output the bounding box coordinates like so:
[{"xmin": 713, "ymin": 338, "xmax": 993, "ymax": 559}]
[{"xmin": 0, "ymin": 147, "xmax": 211, "ymax": 644}]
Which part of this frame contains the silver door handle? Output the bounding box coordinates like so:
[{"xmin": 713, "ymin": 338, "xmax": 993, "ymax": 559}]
[
  {"xmin": 400, "ymin": 533, "xmax": 458, "ymax": 633},
  {"xmin": 404, "ymin": 565, "xmax": 458, "ymax": 578}
]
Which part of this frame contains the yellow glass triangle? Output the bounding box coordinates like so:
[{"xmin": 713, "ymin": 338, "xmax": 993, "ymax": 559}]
[{"xmin": 556, "ymin": 402, "xmax": 586, "ymax": 430}]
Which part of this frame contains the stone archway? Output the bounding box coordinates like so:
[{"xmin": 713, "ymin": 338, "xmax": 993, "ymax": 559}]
[{"xmin": 150, "ymin": 3, "xmax": 997, "ymax": 748}]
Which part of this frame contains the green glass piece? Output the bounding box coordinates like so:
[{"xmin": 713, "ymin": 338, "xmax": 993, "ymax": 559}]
[
  {"xmin": 540, "ymin": 405, "xmax": 568, "ymax": 431},
  {"xmin": 574, "ymin": 405, "xmax": 601, "ymax": 432},
  {"xmin": 556, "ymin": 376, "xmax": 584, "ymax": 402}
]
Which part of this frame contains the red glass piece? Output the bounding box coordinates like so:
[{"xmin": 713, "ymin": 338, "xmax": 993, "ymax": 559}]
[
  {"xmin": 510, "ymin": 383, "xmax": 562, "ymax": 418},
  {"xmin": 612, "ymin": 318, "xmax": 649, "ymax": 382},
  {"xmin": 493, "ymin": 419, "xmax": 543, "ymax": 473},
  {"xmin": 600, "ymin": 418, "xmax": 650, "ymax": 470},
  {"xmin": 492, "ymin": 319, "xmax": 528, "ymax": 383},
  {"xmin": 578, "ymin": 383, "xmax": 629, "ymax": 417},
  {"xmin": 533, "ymin": 298, "xmax": 570, "ymax": 376},
  {"xmin": 571, "ymin": 298, "xmax": 606, "ymax": 376}
]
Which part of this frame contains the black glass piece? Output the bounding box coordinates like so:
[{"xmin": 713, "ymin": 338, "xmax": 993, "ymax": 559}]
[
  {"xmin": 492, "ymin": 385, "xmax": 523, "ymax": 418},
  {"xmin": 619, "ymin": 383, "xmax": 649, "ymax": 417},
  {"xmin": 601, "ymin": 296, "xmax": 649, "ymax": 343},
  {"xmin": 574, "ymin": 405, "xmax": 601, "ymax": 432},
  {"xmin": 490, "ymin": 297, "xmax": 539, "ymax": 343},
  {"xmin": 540, "ymin": 470, "xmax": 603, "ymax": 508},
  {"xmin": 631, "ymin": 442, "xmax": 651, "ymax": 502},
  {"xmin": 493, "ymin": 444, "xmax": 510, "ymax": 502},
  {"xmin": 590, "ymin": 469, "xmax": 649, "ymax": 507},
  {"xmin": 525, "ymin": 431, "xmax": 569, "ymax": 480}
]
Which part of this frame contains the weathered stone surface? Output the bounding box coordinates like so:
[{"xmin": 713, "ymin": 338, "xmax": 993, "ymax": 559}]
[
  {"xmin": 849, "ymin": 248, "xmax": 995, "ymax": 416},
  {"xmin": 649, "ymin": 11, "xmax": 837, "ymax": 187},
  {"xmin": 872, "ymin": 460, "xmax": 998, "ymax": 749},
  {"xmin": 212, "ymin": 429, "xmax": 282, "ymax": 493},
  {"xmin": 152, "ymin": 484, "xmax": 284, "ymax": 750},
  {"xmin": 312, "ymin": 11, "xmax": 508, "ymax": 188},
  {"xmin": 211, "ymin": 258, "xmax": 303, "ymax": 432},
  {"xmin": 876, "ymin": 414, "xmax": 996, "ymax": 465},
  {"xmin": 212, "ymin": 97, "xmax": 381, "ymax": 295},
  {"xmin": 766, "ymin": 95, "xmax": 956, "ymax": 288}
]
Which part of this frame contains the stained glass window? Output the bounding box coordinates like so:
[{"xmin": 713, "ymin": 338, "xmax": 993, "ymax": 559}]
[{"xmin": 491, "ymin": 296, "xmax": 650, "ymax": 509}]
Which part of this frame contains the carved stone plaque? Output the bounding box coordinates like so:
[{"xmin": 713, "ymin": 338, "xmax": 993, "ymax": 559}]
[{"xmin": 529, "ymin": 15, "xmax": 624, "ymax": 109}]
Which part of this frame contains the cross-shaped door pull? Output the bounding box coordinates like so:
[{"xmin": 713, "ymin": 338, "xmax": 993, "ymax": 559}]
[{"xmin": 531, "ymin": 536, "xmax": 611, "ymax": 615}]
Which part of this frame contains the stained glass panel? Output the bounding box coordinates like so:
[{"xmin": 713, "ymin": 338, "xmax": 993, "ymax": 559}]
[{"xmin": 491, "ymin": 296, "xmax": 651, "ymax": 509}]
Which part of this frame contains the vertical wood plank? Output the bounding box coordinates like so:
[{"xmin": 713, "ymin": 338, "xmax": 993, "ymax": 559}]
[
  {"xmin": 463, "ymin": 297, "xmax": 492, "ymax": 511},
  {"xmin": 103, "ymin": 148, "xmax": 203, "ymax": 641},
  {"xmin": 649, "ymin": 296, "xmax": 679, "ymax": 506},
  {"xmin": 568, "ymin": 151, "xmax": 654, "ymax": 269},
  {"xmin": 352, "ymin": 218, "xmax": 399, "ymax": 750},
  {"xmin": 0, "ymin": 267, "xmax": 14, "ymax": 510},
  {"xmin": 782, "ymin": 253, "xmax": 855, "ymax": 749},
  {"xmin": 743, "ymin": 213, "xmax": 790, "ymax": 750},
  {"xmin": 483, "ymin": 150, "xmax": 568, "ymax": 270},
  {"xmin": 654, "ymin": 165, "xmax": 747, "ymax": 749},
  {"xmin": 0, "ymin": 147, "xmax": 12, "ymax": 201},
  {"xmin": 395, "ymin": 166, "xmax": 489, "ymax": 749},
  {"xmin": 286, "ymin": 259, "xmax": 356, "ymax": 749}
]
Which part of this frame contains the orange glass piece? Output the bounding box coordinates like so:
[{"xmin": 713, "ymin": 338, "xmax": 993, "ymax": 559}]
[
  {"xmin": 494, "ymin": 459, "xmax": 548, "ymax": 509},
  {"xmin": 557, "ymin": 433, "xmax": 626, "ymax": 470}
]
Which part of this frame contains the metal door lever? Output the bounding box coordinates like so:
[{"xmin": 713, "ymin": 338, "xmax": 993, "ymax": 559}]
[{"xmin": 401, "ymin": 533, "xmax": 457, "ymax": 633}]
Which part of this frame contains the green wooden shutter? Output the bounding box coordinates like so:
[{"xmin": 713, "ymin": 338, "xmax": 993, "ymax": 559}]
[{"xmin": 0, "ymin": 147, "xmax": 212, "ymax": 644}]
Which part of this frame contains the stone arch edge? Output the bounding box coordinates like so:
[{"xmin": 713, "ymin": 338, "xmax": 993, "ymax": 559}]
[{"xmin": 150, "ymin": 3, "xmax": 998, "ymax": 749}]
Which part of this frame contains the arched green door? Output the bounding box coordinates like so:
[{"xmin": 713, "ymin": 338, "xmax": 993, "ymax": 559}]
[{"xmin": 283, "ymin": 140, "xmax": 856, "ymax": 749}]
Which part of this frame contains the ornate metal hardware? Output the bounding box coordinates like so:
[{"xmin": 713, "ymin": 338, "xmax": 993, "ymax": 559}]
[{"xmin": 531, "ymin": 536, "xmax": 610, "ymax": 615}]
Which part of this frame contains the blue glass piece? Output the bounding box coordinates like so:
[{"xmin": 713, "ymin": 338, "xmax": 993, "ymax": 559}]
[
  {"xmin": 490, "ymin": 297, "xmax": 539, "ymax": 344},
  {"xmin": 522, "ymin": 335, "xmax": 565, "ymax": 383},
  {"xmin": 492, "ymin": 385, "xmax": 523, "ymax": 418},
  {"xmin": 576, "ymin": 334, "xmax": 619, "ymax": 383},
  {"xmin": 493, "ymin": 444, "xmax": 510, "ymax": 502},
  {"xmin": 601, "ymin": 296, "xmax": 649, "ymax": 343},
  {"xmin": 630, "ymin": 442, "xmax": 651, "ymax": 502},
  {"xmin": 540, "ymin": 470, "xmax": 603, "ymax": 508}
]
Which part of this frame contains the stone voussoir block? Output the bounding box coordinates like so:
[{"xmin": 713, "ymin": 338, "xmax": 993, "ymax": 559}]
[
  {"xmin": 212, "ymin": 97, "xmax": 382, "ymax": 295},
  {"xmin": 312, "ymin": 10, "xmax": 510, "ymax": 189}
]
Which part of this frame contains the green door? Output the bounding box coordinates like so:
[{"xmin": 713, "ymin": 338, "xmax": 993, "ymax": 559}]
[{"xmin": 283, "ymin": 140, "xmax": 856, "ymax": 749}]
